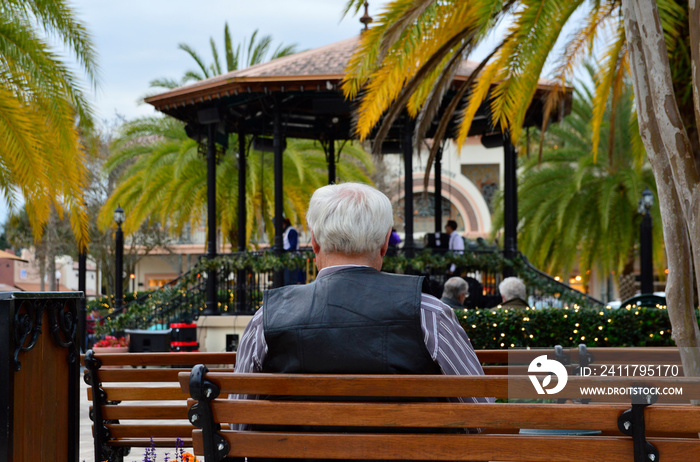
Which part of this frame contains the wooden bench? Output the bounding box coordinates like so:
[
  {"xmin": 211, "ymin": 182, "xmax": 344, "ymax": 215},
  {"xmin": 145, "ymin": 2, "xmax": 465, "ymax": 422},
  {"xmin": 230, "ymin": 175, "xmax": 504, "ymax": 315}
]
[
  {"xmin": 82, "ymin": 346, "xmax": 688, "ymax": 461},
  {"xmin": 82, "ymin": 350, "xmax": 236, "ymax": 462},
  {"xmin": 179, "ymin": 365, "xmax": 700, "ymax": 462}
]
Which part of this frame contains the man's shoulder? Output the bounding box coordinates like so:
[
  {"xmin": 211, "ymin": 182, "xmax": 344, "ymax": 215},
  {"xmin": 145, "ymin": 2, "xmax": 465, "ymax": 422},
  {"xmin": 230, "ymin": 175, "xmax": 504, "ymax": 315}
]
[{"xmin": 422, "ymin": 293, "xmax": 452, "ymax": 314}]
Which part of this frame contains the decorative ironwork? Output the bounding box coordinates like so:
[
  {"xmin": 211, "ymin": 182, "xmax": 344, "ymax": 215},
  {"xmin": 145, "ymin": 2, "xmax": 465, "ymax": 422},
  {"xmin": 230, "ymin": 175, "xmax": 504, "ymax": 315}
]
[
  {"xmin": 13, "ymin": 298, "xmax": 78, "ymax": 371},
  {"xmin": 13, "ymin": 300, "xmax": 41, "ymax": 371}
]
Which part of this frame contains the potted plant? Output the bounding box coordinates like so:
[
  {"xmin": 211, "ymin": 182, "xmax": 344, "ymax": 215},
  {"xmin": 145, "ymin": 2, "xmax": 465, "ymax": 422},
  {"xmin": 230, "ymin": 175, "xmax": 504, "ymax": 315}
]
[{"xmin": 92, "ymin": 335, "xmax": 129, "ymax": 353}]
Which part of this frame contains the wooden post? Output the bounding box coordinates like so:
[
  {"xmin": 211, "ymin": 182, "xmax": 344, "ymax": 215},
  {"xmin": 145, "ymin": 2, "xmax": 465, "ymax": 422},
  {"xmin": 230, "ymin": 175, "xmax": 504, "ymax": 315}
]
[{"xmin": 0, "ymin": 292, "xmax": 82, "ymax": 462}]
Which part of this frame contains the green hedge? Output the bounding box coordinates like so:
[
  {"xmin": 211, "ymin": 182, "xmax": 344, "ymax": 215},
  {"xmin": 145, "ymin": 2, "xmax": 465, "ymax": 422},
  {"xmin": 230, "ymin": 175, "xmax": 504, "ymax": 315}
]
[{"xmin": 456, "ymin": 305, "xmax": 676, "ymax": 349}]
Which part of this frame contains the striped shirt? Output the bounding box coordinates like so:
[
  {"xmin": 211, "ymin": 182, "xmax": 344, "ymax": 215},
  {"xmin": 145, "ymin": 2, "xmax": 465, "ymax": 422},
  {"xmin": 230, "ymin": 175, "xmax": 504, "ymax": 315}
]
[{"xmin": 234, "ymin": 265, "xmax": 493, "ymax": 405}]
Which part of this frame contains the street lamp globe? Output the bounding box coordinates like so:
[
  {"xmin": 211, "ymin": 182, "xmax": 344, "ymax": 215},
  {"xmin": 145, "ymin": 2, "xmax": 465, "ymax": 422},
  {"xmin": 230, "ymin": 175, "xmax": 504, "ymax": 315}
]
[
  {"xmin": 638, "ymin": 187, "xmax": 654, "ymax": 294},
  {"xmin": 114, "ymin": 205, "xmax": 125, "ymax": 225},
  {"xmin": 639, "ymin": 187, "xmax": 654, "ymax": 214}
]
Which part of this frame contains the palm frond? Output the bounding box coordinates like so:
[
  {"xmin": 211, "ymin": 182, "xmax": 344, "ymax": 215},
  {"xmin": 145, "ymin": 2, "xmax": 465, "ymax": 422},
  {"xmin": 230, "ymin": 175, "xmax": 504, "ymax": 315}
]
[
  {"xmin": 177, "ymin": 43, "xmax": 211, "ymax": 79},
  {"xmin": 591, "ymin": 23, "xmax": 627, "ymax": 163}
]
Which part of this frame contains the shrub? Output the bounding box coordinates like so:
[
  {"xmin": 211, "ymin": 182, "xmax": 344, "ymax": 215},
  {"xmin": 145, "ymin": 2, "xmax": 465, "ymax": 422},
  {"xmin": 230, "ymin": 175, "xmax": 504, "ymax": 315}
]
[{"xmin": 457, "ymin": 305, "xmax": 676, "ymax": 349}]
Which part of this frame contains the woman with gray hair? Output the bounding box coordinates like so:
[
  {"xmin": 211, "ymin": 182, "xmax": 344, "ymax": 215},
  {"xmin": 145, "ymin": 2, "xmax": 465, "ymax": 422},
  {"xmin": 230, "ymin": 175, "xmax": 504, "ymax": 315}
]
[{"xmin": 498, "ymin": 276, "xmax": 529, "ymax": 308}]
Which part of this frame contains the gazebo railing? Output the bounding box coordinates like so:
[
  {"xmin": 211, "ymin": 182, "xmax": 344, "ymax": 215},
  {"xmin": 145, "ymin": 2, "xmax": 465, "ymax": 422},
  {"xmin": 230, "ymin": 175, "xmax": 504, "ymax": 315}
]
[{"xmin": 97, "ymin": 248, "xmax": 603, "ymax": 333}]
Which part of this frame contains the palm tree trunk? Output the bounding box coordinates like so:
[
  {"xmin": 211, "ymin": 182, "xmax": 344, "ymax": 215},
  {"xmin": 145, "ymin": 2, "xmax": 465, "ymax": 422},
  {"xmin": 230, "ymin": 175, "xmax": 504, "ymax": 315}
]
[{"xmin": 623, "ymin": 0, "xmax": 700, "ymax": 377}]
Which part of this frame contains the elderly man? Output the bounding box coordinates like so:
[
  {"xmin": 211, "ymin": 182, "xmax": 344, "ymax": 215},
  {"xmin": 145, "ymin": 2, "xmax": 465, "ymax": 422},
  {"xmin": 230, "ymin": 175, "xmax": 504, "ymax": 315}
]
[
  {"xmin": 498, "ymin": 276, "xmax": 529, "ymax": 308},
  {"xmin": 441, "ymin": 277, "xmax": 469, "ymax": 310},
  {"xmin": 235, "ymin": 183, "xmax": 488, "ymax": 404}
]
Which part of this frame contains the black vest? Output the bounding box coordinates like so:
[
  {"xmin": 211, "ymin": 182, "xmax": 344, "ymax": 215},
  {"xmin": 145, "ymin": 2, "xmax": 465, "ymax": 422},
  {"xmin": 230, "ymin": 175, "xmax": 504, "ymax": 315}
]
[{"xmin": 262, "ymin": 267, "xmax": 440, "ymax": 375}]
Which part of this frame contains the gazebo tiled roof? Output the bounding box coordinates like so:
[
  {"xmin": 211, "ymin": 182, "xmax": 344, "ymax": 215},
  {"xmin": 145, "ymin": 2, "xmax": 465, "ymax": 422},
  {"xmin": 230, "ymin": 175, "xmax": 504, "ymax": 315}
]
[
  {"xmin": 144, "ymin": 34, "xmax": 562, "ymax": 142},
  {"xmin": 145, "ymin": 37, "xmax": 363, "ymax": 116},
  {"xmin": 220, "ymin": 36, "xmax": 360, "ymax": 78}
]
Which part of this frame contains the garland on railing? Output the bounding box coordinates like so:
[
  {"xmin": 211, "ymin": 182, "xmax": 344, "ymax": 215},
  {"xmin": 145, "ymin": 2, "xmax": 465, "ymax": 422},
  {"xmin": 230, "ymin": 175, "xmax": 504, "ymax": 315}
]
[
  {"xmin": 381, "ymin": 250, "xmax": 601, "ymax": 308},
  {"xmin": 95, "ymin": 249, "xmax": 601, "ymax": 336},
  {"xmin": 381, "ymin": 249, "xmax": 512, "ymax": 274}
]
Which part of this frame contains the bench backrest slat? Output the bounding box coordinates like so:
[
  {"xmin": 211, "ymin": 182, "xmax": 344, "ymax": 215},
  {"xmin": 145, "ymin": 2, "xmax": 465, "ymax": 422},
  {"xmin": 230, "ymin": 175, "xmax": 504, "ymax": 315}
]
[
  {"xmin": 106, "ymin": 424, "xmax": 194, "ymax": 439},
  {"xmin": 181, "ymin": 372, "xmax": 700, "ymax": 402},
  {"xmin": 183, "ymin": 372, "xmax": 511, "ymax": 398},
  {"xmin": 201, "ymin": 399, "xmax": 700, "ymax": 435},
  {"xmin": 86, "ymin": 351, "xmax": 236, "ymax": 366},
  {"xmin": 192, "ymin": 431, "xmax": 650, "ymax": 462},
  {"xmin": 88, "ymin": 386, "xmax": 186, "ymax": 401},
  {"xmin": 101, "ymin": 404, "xmax": 188, "ymax": 420}
]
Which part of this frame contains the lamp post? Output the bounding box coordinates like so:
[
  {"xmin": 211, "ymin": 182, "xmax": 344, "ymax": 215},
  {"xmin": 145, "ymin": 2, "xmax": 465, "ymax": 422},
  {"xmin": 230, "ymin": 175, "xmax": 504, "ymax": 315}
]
[
  {"xmin": 638, "ymin": 188, "xmax": 654, "ymax": 294},
  {"xmin": 114, "ymin": 205, "xmax": 125, "ymax": 312}
]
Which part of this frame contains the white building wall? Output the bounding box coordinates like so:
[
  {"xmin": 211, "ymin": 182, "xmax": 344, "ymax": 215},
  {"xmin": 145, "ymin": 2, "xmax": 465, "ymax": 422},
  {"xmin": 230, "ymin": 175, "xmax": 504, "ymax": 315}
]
[{"xmin": 382, "ymin": 137, "xmax": 502, "ymax": 240}]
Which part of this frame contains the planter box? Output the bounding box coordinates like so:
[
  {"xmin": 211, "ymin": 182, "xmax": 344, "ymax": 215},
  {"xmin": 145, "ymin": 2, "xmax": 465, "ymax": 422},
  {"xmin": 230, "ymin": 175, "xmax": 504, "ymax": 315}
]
[{"xmin": 91, "ymin": 346, "xmax": 129, "ymax": 354}]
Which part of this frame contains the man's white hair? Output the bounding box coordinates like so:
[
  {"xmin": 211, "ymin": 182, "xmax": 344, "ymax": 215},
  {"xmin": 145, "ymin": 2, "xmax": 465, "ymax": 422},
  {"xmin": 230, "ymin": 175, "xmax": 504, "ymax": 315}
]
[
  {"xmin": 443, "ymin": 277, "xmax": 469, "ymax": 300},
  {"xmin": 307, "ymin": 182, "xmax": 393, "ymax": 255},
  {"xmin": 499, "ymin": 277, "xmax": 527, "ymax": 301}
]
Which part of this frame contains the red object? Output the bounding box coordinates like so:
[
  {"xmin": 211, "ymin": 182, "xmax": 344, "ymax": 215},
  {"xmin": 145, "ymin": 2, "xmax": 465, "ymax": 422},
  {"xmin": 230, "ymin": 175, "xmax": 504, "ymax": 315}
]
[
  {"xmin": 171, "ymin": 340, "xmax": 199, "ymax": 352},
  {"xmin": 170, "ymin": 323, "xmax": 197, "ymax": 329},
  {"xmin": 170, "ymin": 341, "xmax": 198, "ymax": 347}
]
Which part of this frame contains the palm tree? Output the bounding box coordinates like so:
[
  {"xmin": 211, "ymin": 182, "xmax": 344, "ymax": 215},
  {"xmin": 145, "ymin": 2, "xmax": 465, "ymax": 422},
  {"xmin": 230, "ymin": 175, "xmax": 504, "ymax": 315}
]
[
  {"xmin": 0, "ymin": 0, "xmax": 98, "ymax": 248},
  {"xmin": 102, "ymin": 27, "xmax": 373, "ymax": 247},
  {"xmin": 492, "ymin": 67, "xmax": 664, "ymax": 296},
  {"xmin": 149, "ymin": 25, "xmax": 298, "ymax": 90},
  {"xmin": 342, "ymin": 1, "xmax": 688, "ymax": 162},
  {"xmin": 340, "ymin": 0, "xmax": 700, "ymax": 369},
  {"xmin": 99, "ymin": 116, "xmax": 373, "ymax": 247}
]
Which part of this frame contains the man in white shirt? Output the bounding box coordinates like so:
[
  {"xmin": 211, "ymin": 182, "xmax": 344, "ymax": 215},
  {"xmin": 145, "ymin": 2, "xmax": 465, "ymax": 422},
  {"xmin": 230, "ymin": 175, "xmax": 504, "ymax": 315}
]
[
  {"xmin": 446, "ymin": 219, "xmax": 464, "ymax": 253},
  {"xmin": 446, "ymin": 219, "xmax": 464, "ymax": 274}
]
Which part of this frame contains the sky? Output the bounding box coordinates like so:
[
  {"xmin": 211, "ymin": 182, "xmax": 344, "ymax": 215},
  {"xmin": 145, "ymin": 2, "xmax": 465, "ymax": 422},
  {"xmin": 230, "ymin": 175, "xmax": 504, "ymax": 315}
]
[
  {"xmin": 70, "ymin": 0, "xmax": 395, "ymax": 123},
  {"xmin": 1, "ymin": 1, "xmax": 400, "ymax": 223}
]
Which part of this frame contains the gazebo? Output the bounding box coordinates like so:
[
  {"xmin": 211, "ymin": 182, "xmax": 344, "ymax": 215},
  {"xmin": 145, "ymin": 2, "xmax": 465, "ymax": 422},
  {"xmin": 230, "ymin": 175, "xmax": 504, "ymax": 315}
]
[{"xmin": 145, "ymin": 27, "xmax": 572, "ymax": 314}]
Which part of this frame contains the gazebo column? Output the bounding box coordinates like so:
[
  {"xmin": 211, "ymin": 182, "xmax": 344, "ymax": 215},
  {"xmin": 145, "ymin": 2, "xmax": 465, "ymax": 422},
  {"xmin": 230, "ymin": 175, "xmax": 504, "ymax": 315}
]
[
  {"xmin": 503, "ymin": 131, "xmax": 518, "ymax": 278},
  {"xmin": 327, "ymin": 138, "xmax": 336, "ymax": 184},
  {"xmin": 273, "ymin": 106, "xmax": 285, "ymax": 288},
  {"xmin": 203, "ymin": 122, "xmax": 219, "ymax": 315},
  {"xmin": 236, "ymin": 131, "xmax": 247, "ymax": 311},
  {"xmin": 434, "ymin": 144, "xmax": 443, "ymax": 233},
  {"xmin": 403, "ymin": 121, "xmax": 415, "ymax": 258}
]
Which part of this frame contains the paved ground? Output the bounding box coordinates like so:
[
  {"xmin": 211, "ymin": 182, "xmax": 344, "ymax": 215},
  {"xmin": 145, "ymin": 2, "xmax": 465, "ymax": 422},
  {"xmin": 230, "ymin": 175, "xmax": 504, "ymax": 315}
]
[{"xmin": 79, "ymin": 369, "xmax": 194, "ymax": 462}]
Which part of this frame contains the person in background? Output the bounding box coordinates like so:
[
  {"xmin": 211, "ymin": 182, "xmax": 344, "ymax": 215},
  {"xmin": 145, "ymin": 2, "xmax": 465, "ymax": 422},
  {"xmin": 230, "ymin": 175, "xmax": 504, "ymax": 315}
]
[
  {"xmin": 235, "ymin": 183, "xmax": 490, "ymax": 408},
  {"xmin": 389, "ymin": 228, "xmax": 401, "ymax": 247},
  {"xmin": 445, "ymin": 220, "xmax": 464, "ymax": 274},
  {"xmin": 498, "ymin": 277, "xmax": 529, "ymax": 308},
  {"xmin": 282, "ymin": 217, "xmax": 305, "ymax": 285},
  {"xmin": 441, "ymin": 277, "xmax": 469, "ymax": 310},
  {"xmin": 86, "ymin": 308, "xmax": 101, "ymax": 351},
  {"xmin": 387, "ymin": 228, "xmax": 401, "ymax": 256},
  {"xmin": 462, "ymin": 276, "xmax": 485, "ymax": 309},
  {"xmin": 446, "ymin": 220, "xmax": 464, "ymax": 253},
  {"xmin": 282, "ymin": 218, "xmax": 299, "ymax": 251}
]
